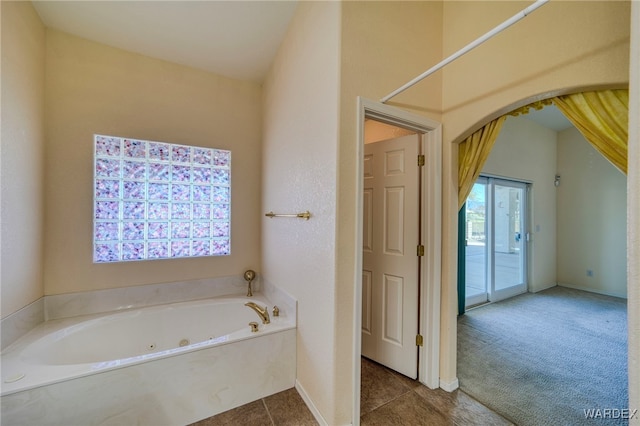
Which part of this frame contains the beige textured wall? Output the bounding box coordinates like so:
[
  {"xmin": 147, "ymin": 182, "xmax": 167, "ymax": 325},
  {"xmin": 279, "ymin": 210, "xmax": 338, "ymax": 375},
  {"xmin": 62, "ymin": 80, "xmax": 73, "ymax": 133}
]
[
  {"xmin": 338, "ymin": 0, "xmax": 443, "ymax": 418},
  {"xmin": 439, "ymin": 0, "xmax": 631, "ymax": 385},
  {"xmin": 442, "ymin": 1, "xmax": 630, "ymax": 144},
  {"xmin": 482, "ymin": 116, "xmax": 558, "ymax": 293},
  {"xmin": 557, "ymin": 127, "xmax": 627, "ymax": 297},
  {"xmin": 341, "ymin": 1, "xmax": 443, "ymax": 120},
  {"xmin": 262, "ymin": 2, "xmax": 442, "ymax": 422},
  {"xmin": 44, "ymin": 30, "xmax": 262, "ymax": 295},
  {"xmin": 1, "ymin": 1, "xmax": 46, "ymax": 317},
  {"xmin": 262, "ymin": 2, "xmax": 341, "ymax": 423}
]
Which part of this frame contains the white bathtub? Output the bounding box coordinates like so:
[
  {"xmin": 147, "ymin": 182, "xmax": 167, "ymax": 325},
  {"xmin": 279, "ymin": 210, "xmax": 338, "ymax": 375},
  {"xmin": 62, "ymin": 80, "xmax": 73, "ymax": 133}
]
[{"xmin": 1, "ymin": 295, "xmax": 296, "ymax": 425}]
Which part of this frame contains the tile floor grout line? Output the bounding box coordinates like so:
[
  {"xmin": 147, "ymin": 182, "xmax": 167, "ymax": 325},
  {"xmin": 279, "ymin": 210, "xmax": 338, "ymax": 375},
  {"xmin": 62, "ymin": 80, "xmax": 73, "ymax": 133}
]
[
  {"xmin": 262, "ymin": 398, "xmax": 276, "ymax": 426},
  {"xmin": 361, "ymin": 386, "xmax": 414, "ymax": 417},
  {"xmin": 409, "ymin": 388, "xmax": 455, "ymax": 421}
]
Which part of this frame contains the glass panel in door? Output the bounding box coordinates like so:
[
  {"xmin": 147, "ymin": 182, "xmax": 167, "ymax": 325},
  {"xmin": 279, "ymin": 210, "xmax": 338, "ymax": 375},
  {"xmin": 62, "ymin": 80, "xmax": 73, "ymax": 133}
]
[
  {"xmin": 465, "ymin": 180, "xmax": 488, "ymax": 307},
  {"xmin": 491, "ymin": 180, "xmax": 527, "ymax": 300}
]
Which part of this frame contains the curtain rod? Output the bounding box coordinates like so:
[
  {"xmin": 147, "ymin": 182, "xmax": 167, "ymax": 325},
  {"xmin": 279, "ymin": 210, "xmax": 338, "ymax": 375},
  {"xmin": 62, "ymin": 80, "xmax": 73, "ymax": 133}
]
[{"xmin": 380, "ymin": 0, "xmax": 549, "ymax": 104}]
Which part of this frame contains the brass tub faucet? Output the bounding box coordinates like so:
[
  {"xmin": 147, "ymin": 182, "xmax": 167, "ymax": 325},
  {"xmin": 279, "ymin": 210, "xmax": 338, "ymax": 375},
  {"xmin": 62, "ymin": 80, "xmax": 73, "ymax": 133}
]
[{"xmin": 245, "ymin": 302, "xmax": 270, "ymax": 324}]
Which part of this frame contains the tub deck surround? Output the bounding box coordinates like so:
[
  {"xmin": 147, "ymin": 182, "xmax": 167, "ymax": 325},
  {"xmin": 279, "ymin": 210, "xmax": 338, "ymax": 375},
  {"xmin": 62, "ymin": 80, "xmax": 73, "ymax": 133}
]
[
  {"xmin": 0, "ymin": 297, "xmax": 45, "ymax": 351},
  {"xmin": 44, "ymin": 274, "xmax": 266, "ymax": 320},
  {"xmin": 0, "ymin": 273, "xmax": 296, "ymax": 349},
  {"xmin": 1, "ymin": 294, "xmax": 297, "ymax": 426},
  {"xmin": 2, "ymin": 329, "xmax": 296, "ymax": 426},
  {"xmin": 0, "ymin": 276, "xmax": 246, "ymax": 341},
  {"xmin": 1, "ymin": 295, "xmax": 293, "ymax": 396}
]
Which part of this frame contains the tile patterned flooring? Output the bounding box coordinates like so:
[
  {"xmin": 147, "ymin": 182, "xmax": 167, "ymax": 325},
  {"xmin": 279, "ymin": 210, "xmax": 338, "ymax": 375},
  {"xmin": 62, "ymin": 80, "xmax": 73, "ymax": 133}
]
[
  {"xmin": 191, "ymin": 357, "xmax": 512, "ymax": 425},
  {"xmin": 190, "ymin": 387, "xmax": 317, "ymax": 426}
]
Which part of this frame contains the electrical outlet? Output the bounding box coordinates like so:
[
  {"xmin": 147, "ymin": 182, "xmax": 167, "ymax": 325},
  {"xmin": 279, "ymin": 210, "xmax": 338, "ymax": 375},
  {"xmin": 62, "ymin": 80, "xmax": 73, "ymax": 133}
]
[{"xmin": 587, "ymin": 269, "xmax": 594, "ymax": 277}]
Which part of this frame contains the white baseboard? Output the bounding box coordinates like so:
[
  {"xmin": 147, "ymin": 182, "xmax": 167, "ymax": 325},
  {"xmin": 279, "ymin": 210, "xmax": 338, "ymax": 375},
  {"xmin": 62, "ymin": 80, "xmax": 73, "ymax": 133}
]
[
  {"xmin": 295, "ymin": 380, "xmax": 331, "ymax": 426},
  {"xmin": 530, "ymin": 282, "xmax": 558, "ymax": 293},
  {"xmin": 557, "ymin": 282, "xmax": 627, "ymax": 299},
  {"xmin": 439, "ymin": 377, "xmax": 459, "ymax": 392}
]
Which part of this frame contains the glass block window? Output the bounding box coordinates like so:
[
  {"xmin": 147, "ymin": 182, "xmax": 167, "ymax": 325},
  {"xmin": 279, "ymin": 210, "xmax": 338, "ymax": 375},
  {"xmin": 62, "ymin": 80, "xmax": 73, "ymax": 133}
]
[{"xmin": 93, "ymin": 135, "xmax": 231, "ymax": 263}]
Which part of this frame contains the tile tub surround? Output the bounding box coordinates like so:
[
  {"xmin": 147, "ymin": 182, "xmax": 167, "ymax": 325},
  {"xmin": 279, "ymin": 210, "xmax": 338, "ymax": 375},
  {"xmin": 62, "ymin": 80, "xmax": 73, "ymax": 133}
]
[
  {"xmin": 2, "ymin": 294, "xmax": 293, "ymax": 395},
  {"xmin": 1, "ymin": 274, "xmax": 299, "ymax": 425},
  {"xmin": 1, "ymin": 273, "xmax": 295, "ymax": 349},
  {"xmin": 1, "ymin": 327, "xmax": 296, "ymax": 425},
  {"xmin": 1, "ymin": 298, "xmax": 44, "ymax": 351},
  {"xmin": 44, "ymin": 274, "xmax": 272, "ymax": 320}
]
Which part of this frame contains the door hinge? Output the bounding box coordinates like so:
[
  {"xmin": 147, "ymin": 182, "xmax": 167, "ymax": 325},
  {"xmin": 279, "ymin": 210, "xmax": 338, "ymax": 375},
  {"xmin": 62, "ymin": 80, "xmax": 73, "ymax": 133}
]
[
  {"xmin": 416, "ymin": 334, "xmax": 424, "ymax": 347},
  {"xmin": 417, "ymin": 245, "xmax": 425, "ymax": 257},
  {"xmin": 417, "ymin": 155, "xmax": 425, "ymax": 167}
]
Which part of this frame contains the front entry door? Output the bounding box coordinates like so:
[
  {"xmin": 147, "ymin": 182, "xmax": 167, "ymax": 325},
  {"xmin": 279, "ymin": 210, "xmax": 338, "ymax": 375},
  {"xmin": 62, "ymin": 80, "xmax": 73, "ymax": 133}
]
[{"xmin": 362, "ymin": 134, "xmax": 420, "ymax": 379}]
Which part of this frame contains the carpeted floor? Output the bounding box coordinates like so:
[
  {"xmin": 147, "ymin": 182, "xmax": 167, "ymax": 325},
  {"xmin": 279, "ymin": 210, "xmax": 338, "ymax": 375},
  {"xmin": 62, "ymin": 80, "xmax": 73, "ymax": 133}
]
[{"xmin": 457, "ymin": 286, "xmax": 628, "ymax": 426}]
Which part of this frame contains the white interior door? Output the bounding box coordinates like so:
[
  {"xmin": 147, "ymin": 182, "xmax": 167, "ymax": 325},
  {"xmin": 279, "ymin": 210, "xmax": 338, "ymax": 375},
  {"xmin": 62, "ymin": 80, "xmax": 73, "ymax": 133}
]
[{"xmin": 362, "ymin": 134, "xmax": 420, "ymax": 379}]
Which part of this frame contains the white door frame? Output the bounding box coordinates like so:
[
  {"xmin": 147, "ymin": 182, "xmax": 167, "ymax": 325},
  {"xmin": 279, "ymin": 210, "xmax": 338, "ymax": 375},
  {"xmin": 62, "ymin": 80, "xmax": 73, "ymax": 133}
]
[{"xmin": 353, "ymin": 97, "xmax": 442, "ymax": 424}]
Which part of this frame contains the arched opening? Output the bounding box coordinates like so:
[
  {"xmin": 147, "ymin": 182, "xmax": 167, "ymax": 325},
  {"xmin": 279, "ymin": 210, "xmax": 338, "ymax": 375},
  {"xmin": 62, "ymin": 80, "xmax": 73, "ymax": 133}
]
[{"xmin": 456, "ymin": 91, "xmax": 629, "ymax": 425}]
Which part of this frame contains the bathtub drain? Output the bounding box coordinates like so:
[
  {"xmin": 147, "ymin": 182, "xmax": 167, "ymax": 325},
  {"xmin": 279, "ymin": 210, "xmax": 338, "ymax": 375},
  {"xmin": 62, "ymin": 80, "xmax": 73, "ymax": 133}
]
[{"xmin": 179, "ymin": 339, "xmax": 189, "ymax": 347}]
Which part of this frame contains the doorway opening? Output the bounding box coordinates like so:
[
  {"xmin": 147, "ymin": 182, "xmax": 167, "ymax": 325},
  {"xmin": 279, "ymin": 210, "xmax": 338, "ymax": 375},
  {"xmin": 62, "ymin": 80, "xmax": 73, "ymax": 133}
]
[
  {"xmin": 354, "ymin": 98, "xmax": 442, "ymax": 424},
  {"xmin": 361, "ymin": 132, "xmax": 422, "ymax": 379},
  {"xmin": 456, "ymin": 104, "xmax": 628, "ymax": 425}
]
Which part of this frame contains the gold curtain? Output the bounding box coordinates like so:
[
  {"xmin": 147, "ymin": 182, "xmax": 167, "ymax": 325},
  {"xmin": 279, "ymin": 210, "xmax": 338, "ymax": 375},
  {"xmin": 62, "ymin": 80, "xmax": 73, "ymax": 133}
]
[
  {"xmin": 457, "ymin": 115, "xmax": 506, "ymax": 210},
  {"xmin": 456, "ymin": 89, "xmax": 628, "ymax": 210},
  {"xmin": 553, "ymin": 90, "xmax": 629, "ymax": 174}
]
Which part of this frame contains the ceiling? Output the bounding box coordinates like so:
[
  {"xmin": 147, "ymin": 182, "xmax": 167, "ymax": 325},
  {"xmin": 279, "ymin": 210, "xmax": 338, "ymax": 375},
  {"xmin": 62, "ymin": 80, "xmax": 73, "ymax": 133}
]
[
  {"xmin": 32, "ymin": 1, "xmax": 298, "ymax": 82},
  {"xmin": 522, "ymin": 104, "xmax": 573, "ymax": 132},
  {"xmin": 32, "ymin": 1, "xmax": 573, "ymax": 132}
]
